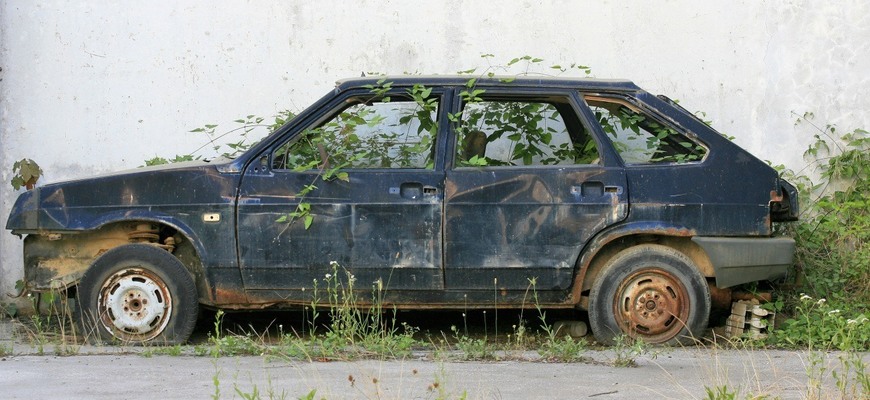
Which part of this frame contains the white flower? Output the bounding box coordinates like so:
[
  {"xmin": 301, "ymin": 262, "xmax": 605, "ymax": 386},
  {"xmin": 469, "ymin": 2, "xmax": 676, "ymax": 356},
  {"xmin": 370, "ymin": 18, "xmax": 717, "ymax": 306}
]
[
  {"xmin": 816, "ymin": 298, "xmax": 827, "ymax": 305},
  {"xmin": 847, "ymin": 319, "xmax": 858, "ymax": 325},
  {"xmin": 800, "ymin": 293, "xmax": 812, "ymax": 301},
  {"xmin": 325, "ymin": 273, "xmax": 332, "ymax": 279},
  {"xmin": 827, "ymin": 309, "xmax": 840, "ymax": 315}
]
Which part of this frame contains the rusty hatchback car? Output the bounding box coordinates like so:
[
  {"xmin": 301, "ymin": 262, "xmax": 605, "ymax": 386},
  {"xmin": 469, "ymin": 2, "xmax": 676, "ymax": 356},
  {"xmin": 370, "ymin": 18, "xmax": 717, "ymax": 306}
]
[{"xmin": 6, "ymin": 76, "xmax": 798, "ymax": 345}]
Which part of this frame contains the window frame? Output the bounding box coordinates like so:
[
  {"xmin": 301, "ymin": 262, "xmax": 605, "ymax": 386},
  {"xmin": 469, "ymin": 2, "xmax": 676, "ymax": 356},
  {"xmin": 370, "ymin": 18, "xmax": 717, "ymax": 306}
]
[
  {"xmin": 450, "ymin": 90, "xmax": 603, "ymax": 170},
  {"xmin": 269, "ymin": 89, "xmax": 445, "ymax": 172}
]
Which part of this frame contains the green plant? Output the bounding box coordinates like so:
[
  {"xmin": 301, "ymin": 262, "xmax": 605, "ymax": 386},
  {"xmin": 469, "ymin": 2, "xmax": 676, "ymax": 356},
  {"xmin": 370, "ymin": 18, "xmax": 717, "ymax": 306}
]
[
  {"xmin": 527, "ymin": 278, "xmax": 588, "ymax": 362},
  {"xmin": 211, "ymin": 362, "xmax": 221, "ymax": 400},
  {"xmin": 207, "ymin": 310, "xmax": 266, "ymax": 357},
  {"xmin": 784, "ymin": 114, "xmax": 870, "ymax": 308},
  {"xmin": 231, "ymin": 374, "xmax": 289, "ymax": 400},
  {"xmin": 19, "ymin": 288, "xmax": 80, "ymax": 356},
  {"xmin": 449, "ymin": 325, "xmax": 494, "ymax": 360},
  {"xmin": 611, "ymin": 334, "xmax": 653, "ymax": 367},
  {"xmin": 0, "ymin": 342, "xmax": 11, "ymax": 357},
  {"xmin": 427, "ymin": 361, "xmax": 468, "ymax": 400},
  {"xmin": 772, "ymin": 294, "xmax": 869, "ymax": 351},
  {"xmin": 142, "ymin": 154, "xmax": 196, "ymax": 167},
  {"xmin": 703, "ymin": 385, "xmax": 738, "ymax": 400},
  {"xmin": 141, "ymin": 344, "xmax": 184, "ymax": 357},
  {"xmin": 832, "ymin": 351, "xmax": 869, "ymax": 399},
  {"xmin": 11, "ymin": 158, "xmax": 42, "ymax": 190},
  {"xmin": 274, "ymin": 261, "xmax": 420, "ymax": 361}
]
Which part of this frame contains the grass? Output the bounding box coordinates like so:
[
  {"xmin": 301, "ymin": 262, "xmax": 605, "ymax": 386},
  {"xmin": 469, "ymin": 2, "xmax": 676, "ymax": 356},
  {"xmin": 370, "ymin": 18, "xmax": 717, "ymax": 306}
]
[{"xmin": 3, "ymin": 265, "xmax": 867, "ymax": 399}]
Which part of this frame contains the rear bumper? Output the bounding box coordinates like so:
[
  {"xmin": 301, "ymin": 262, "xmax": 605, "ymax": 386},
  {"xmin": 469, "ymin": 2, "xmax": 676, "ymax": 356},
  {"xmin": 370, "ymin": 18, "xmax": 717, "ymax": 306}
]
[{"xmin": 692, "ymin": 236, "xmax": 795, "ymax": 288}]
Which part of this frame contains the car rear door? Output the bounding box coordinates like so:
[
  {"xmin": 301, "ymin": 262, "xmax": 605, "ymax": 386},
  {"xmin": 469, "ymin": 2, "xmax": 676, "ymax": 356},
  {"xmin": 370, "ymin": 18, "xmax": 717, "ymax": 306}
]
[{"xmin": 443, "ymin": 89, "xmax": 628, "ymax": 292}]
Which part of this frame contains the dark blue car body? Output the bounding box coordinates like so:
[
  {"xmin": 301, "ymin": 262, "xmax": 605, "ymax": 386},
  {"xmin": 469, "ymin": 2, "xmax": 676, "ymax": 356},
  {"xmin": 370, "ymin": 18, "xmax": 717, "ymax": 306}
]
[{"xmin": 6, "ymin": 76, "xmax": 798, "ymax": 343}]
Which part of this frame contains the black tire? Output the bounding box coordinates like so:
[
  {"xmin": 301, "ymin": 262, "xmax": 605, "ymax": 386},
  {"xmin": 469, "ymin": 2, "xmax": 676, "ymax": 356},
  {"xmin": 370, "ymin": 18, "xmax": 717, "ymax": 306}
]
[
  {"xmin": 75, "ymin": 244, "xmax": 198, "ymax": 344},
  {"xmin": 588, "ymin": 244, "xmax": 710, "ymax": 345}
]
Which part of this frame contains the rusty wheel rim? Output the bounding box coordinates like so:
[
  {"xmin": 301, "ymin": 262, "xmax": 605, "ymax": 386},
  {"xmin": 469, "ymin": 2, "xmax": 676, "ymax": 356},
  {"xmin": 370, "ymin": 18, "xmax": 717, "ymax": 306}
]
[
  {"xmin": 97, "ymin": 268, "xmax": 172, "ymax": 342},
  {"xmin": 612, "ymin": 268, "xmax": 690, "ymax": 343}
]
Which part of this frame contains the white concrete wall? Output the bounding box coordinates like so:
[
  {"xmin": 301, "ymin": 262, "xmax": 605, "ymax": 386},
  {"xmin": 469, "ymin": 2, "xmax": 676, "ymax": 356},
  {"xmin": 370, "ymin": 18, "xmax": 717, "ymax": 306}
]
[{"xmin": 2, "ymin": 0, "xmax": 869, "ymax": 301}]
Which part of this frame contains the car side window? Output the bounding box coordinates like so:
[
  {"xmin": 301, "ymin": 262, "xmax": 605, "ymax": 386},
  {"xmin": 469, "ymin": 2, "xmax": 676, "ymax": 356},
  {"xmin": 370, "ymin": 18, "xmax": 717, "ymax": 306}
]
[
  {"xmin": 585, "ymin": 96, "xmax": 707, "ymax": 164},
  {"xmin": 455, "ymin": 99, "xmax": 599, "ymax": 167},
  {"xmin": 273, "ymin": 96, "xmax": 438, "ymax": 170}
]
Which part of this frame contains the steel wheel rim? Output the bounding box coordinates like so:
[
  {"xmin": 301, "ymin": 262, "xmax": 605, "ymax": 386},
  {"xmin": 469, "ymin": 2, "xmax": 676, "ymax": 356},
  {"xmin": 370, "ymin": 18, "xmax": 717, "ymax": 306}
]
[
  {"xmin": 97, "ymin": 268, "xmax": 172, "ymax": 341},
  {"xmin": 612, "ymin": 268, "xmax": 690, "ymax": 343}
]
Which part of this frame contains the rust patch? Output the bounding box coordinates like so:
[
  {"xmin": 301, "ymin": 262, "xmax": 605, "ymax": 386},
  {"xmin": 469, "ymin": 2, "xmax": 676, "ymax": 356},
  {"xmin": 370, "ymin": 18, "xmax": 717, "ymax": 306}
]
[
  {"xmin": 569, "ymin": 227, "xmax": 700, "ymax": 304},
  {"xmin": 731, "ymin": 291, "xmax": 772, "ymax": 303},
  {"xmin": 213, "ymin": 286, "xmax": 249, "ymax": 305},
  {"xmin": 22, "ymin": 223, "xmax": 173, "ymax": 291},
  {"xmin": 708, "ymin": 284, "xmax": 732, "ymax": 310}
]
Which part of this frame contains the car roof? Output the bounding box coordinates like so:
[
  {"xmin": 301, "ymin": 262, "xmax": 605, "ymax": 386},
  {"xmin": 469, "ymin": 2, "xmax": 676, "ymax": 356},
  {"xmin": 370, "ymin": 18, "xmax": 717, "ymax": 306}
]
[{"xmin": 335, "ymin": 75, "xmax": 642, "ymax": 92}]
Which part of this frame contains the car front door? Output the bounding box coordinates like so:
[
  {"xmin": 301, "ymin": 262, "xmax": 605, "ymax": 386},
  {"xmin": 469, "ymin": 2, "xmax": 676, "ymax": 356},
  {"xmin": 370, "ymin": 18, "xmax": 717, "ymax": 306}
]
[
  {"xmin": 236, "ymin": 88, "xmax": 447, "ymax": 302},
  {"xmin": 443, "ymin": 90, "xmax": 628, "ymax": 295}
]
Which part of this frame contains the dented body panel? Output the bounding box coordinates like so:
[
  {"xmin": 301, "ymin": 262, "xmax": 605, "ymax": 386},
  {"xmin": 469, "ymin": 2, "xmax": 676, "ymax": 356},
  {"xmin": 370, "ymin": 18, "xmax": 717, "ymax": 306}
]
[{"xmin": 6, "ymin": 76, "xmax": 798, "ymax": 311}]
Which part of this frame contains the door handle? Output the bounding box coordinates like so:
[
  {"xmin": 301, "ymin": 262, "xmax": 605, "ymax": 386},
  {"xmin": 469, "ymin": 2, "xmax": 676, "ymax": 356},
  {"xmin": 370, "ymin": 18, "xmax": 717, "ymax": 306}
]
[
  {"xmin": 392, "ymin": 182, "xmax": 439, "ymax": 199},
  {"xmin": 571, "ymin": 182, "xmax": 622, "ymax": 198}
]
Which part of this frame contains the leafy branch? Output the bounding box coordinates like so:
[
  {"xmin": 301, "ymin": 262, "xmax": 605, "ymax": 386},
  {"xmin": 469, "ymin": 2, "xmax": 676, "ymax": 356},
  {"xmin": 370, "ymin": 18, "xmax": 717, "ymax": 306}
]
[{"xmin": 11, "ymin": 158, "xmax": 42, "ymax": 190}]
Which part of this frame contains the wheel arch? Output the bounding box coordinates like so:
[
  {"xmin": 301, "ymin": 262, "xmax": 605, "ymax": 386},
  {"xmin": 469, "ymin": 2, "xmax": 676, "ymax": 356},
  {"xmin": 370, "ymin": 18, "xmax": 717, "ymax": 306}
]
[
  {"xmin": 571, "ymin": 222, "xmax": 715, "ymax": 310},
  {"xmin": 21, "ymin": 215, "xmax": 209, "ymax": 304}
]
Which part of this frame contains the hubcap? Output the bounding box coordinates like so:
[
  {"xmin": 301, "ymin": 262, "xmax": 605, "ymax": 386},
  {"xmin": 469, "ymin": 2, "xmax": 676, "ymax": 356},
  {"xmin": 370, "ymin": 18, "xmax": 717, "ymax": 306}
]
[
  {"xmin": 97, "ymin": 268, "xmax": 172, "ymax": 342},
  {"xmin": 613, "ymin": 268, "xmax": 690, "ymax": 343}
]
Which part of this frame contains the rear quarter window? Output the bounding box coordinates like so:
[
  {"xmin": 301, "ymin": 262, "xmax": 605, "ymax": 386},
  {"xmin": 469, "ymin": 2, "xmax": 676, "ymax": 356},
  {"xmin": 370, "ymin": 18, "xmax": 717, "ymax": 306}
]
[{"xmin": 585, "ymin": 96, "xmax": 707, "ymax": 165}]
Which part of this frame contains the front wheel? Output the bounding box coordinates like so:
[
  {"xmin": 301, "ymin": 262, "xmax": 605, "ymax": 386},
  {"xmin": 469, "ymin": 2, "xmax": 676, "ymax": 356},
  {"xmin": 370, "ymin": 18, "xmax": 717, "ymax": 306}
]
[
  {"xmin": 588, "ymin": 244, "xmax": 710, "ymax": 345},
  {"xmin": 76, "ymin": 244, "xmax": 198, "ymax": 344}
]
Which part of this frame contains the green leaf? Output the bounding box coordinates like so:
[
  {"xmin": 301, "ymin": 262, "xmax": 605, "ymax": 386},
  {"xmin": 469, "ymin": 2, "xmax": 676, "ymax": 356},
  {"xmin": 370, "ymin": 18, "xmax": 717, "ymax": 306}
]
[
  {"xmin": 276, "ymin": 215, "xmax": 288, "ymax": 223},
  {"xmin": 304, "ymin": 215, "xmax": 313, "ymax": 229}
]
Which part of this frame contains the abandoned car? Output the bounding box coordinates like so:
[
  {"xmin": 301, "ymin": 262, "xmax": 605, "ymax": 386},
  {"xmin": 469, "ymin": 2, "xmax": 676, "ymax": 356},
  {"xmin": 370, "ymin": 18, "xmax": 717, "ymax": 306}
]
[{"xmin": 6, "ymin": 76, "xmax": 798, "ymax": 345}]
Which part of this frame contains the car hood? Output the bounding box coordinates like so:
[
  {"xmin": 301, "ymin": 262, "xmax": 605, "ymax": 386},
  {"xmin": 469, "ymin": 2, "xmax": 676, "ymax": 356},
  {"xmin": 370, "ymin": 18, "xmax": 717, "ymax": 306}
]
[{"xmin": 6, "ymin": 159, "xmax": 238, "ymax": 232}]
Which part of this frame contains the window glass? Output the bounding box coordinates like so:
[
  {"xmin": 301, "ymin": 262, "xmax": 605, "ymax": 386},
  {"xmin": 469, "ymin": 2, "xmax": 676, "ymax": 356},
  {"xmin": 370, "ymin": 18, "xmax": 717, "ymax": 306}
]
[
  {"xmin": 455, "ymin": 100, "xmax": 598, "ymax": 167},
  {"xmin": 586, "ymin": 97, "xmax": 706, "ymax": 164},
  {"xmin": 273, "ymin": 97, "xmax": 438, "ymax": 170}
]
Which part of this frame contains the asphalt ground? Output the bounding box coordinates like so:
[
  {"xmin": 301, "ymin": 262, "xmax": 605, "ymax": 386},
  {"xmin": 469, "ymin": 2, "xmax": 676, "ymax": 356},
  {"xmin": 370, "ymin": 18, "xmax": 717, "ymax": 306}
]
[{"xmin": 0, "ymin": 312, "xmax": 866, "ymax": 399}]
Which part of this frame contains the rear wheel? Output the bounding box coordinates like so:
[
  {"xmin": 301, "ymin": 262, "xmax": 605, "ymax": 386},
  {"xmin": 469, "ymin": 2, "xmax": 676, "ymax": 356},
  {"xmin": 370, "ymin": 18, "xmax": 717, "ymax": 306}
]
[
  {"xmin": 588, "ymin": 244, "xmax": 710, "ymax": 345},
  {"xmin": 76, "ymin": 244, "xmax": 198, "ymax": 344}
]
